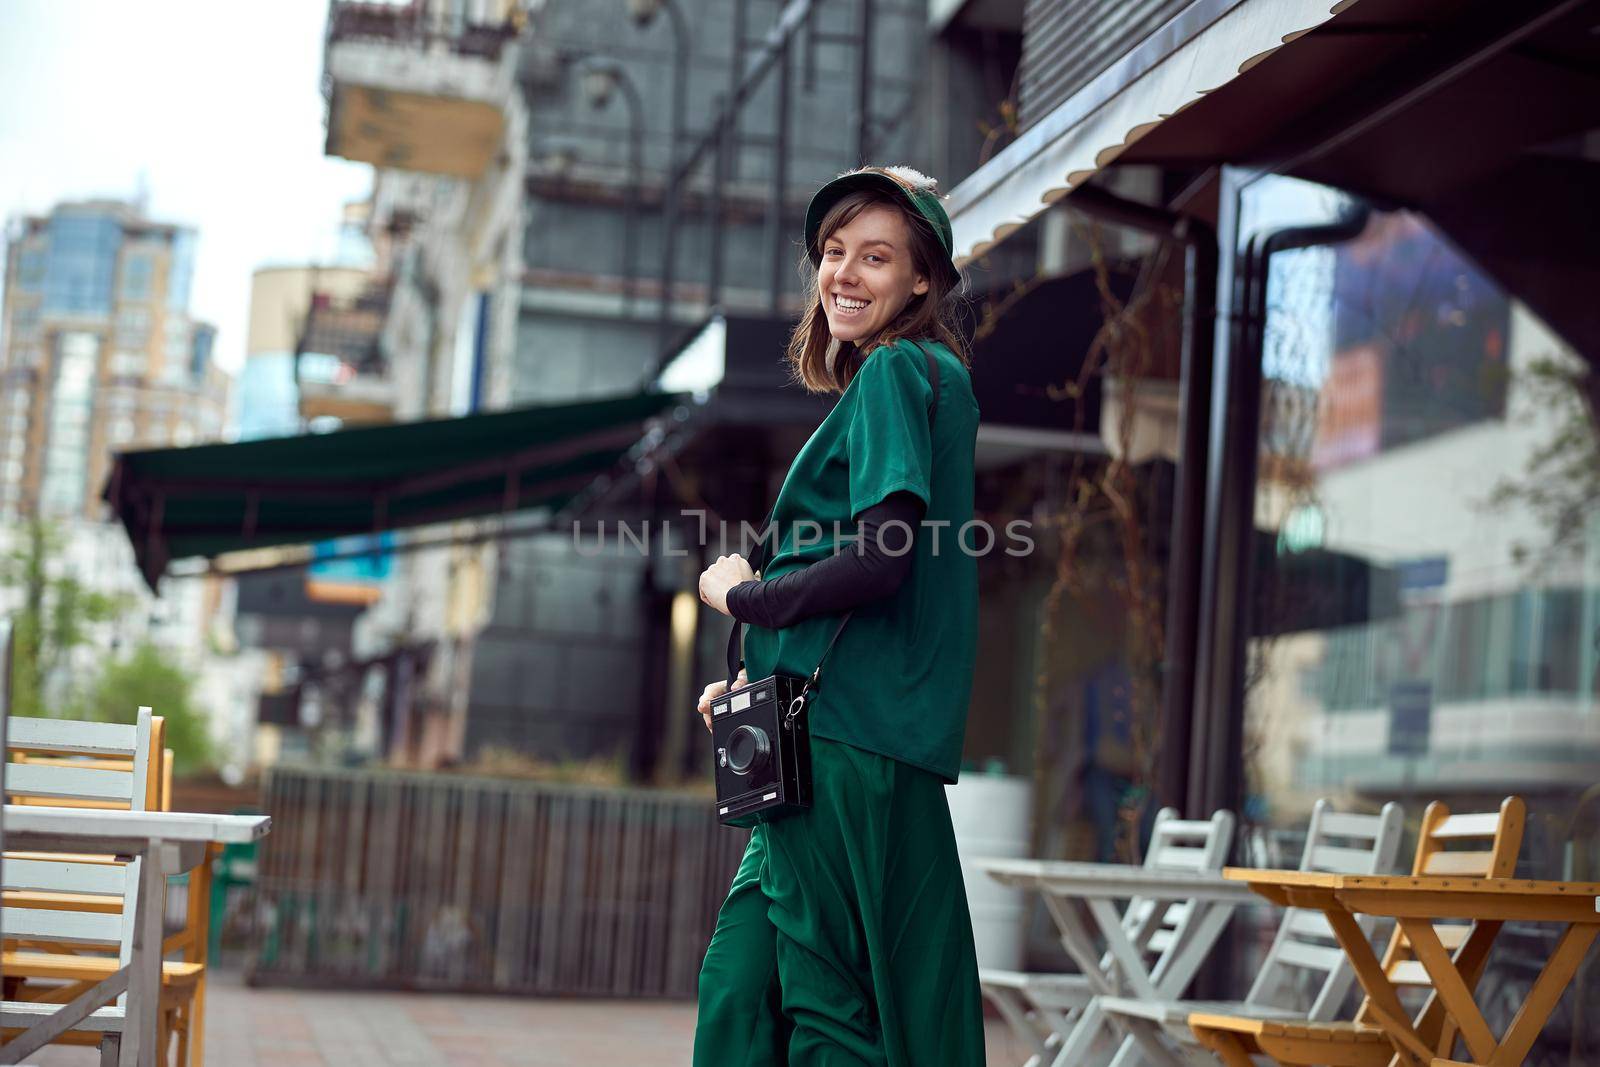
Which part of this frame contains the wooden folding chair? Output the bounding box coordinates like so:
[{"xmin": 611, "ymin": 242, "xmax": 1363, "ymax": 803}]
[
  {"xmin": 1188, "ymin": 796, "xmax": 1526, "ymax": 1067},
  {"xmin": 4, "ymin": 710, "xmax": 211, "ymax": 1065},
  {"xmin": 1097, "ymin": 799, "xmax": 1405, "ymax": 1066},
  {"xmin": 981, "ymin": 808, "xmax": 1236, "ymax": 1066}
]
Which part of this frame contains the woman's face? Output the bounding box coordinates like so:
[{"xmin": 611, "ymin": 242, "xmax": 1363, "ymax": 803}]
[{"xmin": 817, "ymin": 204, "xmax": 929, "ymax": 346}]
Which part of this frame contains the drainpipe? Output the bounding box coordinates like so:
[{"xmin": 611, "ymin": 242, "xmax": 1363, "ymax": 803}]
[{"xmin": 1058, "ymin": 182, "xmax": 1215, "ymax": 818}]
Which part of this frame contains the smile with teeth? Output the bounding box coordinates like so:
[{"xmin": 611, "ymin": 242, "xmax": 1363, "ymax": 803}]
[{"xmin": 834, "ymin": 294, "xmax": 871, "ymax": 314}]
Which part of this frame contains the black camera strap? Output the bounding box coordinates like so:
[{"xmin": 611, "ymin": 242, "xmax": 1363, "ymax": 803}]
[{"xmin": 725, "ymin": 341, "xmax": 942, "ymax": 692}]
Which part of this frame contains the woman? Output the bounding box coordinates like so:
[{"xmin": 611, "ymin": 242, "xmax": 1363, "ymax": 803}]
[{"xmin": 692, "ymin": 165, "xmax": 985, "ymax": 1066}]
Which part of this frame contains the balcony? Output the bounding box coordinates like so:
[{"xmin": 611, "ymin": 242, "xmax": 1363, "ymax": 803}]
[
  {"xmin": 299, "ymin": 373, "xmax": 397, "ymax": 426},
  {"xmin": 322, "ymin": 1, "xmax": 523, "ymax": 179},
  {"xmin": 295, "ymin": 286, "xmax": 397, "ymax": 425}
]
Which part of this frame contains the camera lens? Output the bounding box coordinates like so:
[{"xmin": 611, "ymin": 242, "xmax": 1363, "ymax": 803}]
[{"xmin": 725, "ymin": 724, "xmax": 770, "ymax": 775}]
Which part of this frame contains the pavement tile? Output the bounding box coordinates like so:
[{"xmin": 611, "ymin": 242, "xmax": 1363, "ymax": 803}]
[{"xmin": 19, "ymin": 969, "xmax": 1023, "ymax": 1065}]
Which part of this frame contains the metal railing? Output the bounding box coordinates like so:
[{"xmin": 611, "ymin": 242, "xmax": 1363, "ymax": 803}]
[
  {"xmin": 326, "ymin": 1, "xmax": 521, "ymax": 62},
  {"xmin": 248, "ymin": 765, "xmax": 746, "ymax": 997}
]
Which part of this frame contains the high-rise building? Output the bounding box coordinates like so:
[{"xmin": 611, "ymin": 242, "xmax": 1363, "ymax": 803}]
[
  {"xmin": 0, "ymin": 200, "xmax": 242, "ymax": 764},
  {"xmin": 0, "ymin": 199, "xmax": 230, "ymax": 524}
]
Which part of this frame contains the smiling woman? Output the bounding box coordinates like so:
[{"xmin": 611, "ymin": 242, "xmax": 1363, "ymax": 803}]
[
  {"xmin": 785, "ymin": 165, "xmax": 968, "ymax": 391},
  {"xmin": 819, "ymin": 217, "xmax": 928, "ymax": 342},
  {"xmin": 692, "ymin": 166, "xmax": 985, "ymax": 1066}
]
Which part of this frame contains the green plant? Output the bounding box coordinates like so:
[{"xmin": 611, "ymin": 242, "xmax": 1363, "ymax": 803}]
[
  {"xmin": 1487, "ymin": 355, "xmax": 1600, "ymax": 567},
  {"xmin": 80, "ymin": 643, "xmax": 215, "ymax": 775},
  {"xmin": 1, "ymin": 519, "xmax": 128, "ymax": 717}
]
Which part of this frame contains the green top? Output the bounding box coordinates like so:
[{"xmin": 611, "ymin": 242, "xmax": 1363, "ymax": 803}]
[{"xmin": 743, "ymin": 337, "xmax": 980, "ymax": 783}]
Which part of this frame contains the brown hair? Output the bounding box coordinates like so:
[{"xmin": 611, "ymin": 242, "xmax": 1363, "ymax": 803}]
[{"xmin": 784, "ymin": 188, "xmax": 969, "ymax": 394}]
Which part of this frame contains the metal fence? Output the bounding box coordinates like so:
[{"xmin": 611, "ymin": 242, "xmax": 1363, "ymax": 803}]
[{"xmin": 248, "ymin": 766, "xmax": 747, "ymax": 998}]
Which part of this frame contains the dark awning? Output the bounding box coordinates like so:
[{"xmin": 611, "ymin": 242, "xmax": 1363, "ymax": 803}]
[
  {"xmin": 950, "ymin": 0, "xmax": 1600, "ymax": 363},
  {"xmin": 106, "ymin": 389, "xmax": 686, "ymax": 590},
  {"xmin": 1119, "ymin": 0, "xmax": 1600, "ymax": 362},
  {"xmin": 946, "ymin": 0, "xmax": 1360, "ymax": 262}
]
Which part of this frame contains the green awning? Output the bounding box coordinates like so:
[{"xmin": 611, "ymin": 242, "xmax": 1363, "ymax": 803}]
[{"xmin": 106, "ymin": 389, "xmax": 685, "ymax": 590}]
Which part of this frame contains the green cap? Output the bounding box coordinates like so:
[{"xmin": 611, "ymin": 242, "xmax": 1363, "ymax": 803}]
[{"xmin": 804, "ymin": 166, "xmax": 961, "ymax": 290}]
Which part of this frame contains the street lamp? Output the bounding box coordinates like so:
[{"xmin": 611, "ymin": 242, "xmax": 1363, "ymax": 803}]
[
  {"xmin": 625, "ymin": 0, "xmax": 690, "ymax": 352},
  {"xmin": 576, "ymin": 58, "xmax": 645, "ymax": 309},
  {"xmin": 580, "ymin": 66, "xmax": 619, "ymax": 109},
  {"xmin": 535, "ymin": 138, "xmax": 580, "ymax": 179}
]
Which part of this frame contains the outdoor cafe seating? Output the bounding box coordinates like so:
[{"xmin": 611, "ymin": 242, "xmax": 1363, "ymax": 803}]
[
  {"xmin": 0, "ymin": 698, "xmax": 268, "ymax": 1066},
  {"xmin": 3, "ymin": 707, "xmax": 211, "ymax": 1065},
  {"xmin": 981, "ymin": 793, "xmax": 1600, "ymax": 1067},
  {"xmin": 978, "ymin": 807, "xmax": 1242, "ymax": 1065}
]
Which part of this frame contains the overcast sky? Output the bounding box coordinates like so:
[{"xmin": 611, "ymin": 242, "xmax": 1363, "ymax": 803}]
[{"xmin": 0, "ymin": 1, "xmax": 374, "ymax": 374}]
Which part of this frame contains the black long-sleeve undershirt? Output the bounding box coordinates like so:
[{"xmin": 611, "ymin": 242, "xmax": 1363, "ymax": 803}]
[{"xmin": 724, "ymin": 491, "xmax": 927, "ymax": 629}]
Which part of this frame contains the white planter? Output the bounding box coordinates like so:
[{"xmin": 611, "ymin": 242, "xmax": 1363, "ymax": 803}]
[{"xmin": 946, "ymin": 773, "xmax": 1033, "ymax": 972}]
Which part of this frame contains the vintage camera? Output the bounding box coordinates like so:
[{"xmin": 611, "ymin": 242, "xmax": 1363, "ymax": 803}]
[{"xmin": 710, "ymin": 674, "xmax": 812, "ymax": 827}]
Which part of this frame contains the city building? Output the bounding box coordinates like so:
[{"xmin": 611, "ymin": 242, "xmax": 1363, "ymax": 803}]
[
  {"xmin": 1, "ymin": 200, "xmax": 227, "ymax": 524},
  {"xmin": 239, "ymin": 263, "xmax": 377, "ymax": 441},
  {"xmin": 233, "ymin": 241, "xmax": 395, "ymax": 767},
  {"xmin": 0, "ymin": 198, "xmax": 240, "ymax": 759},
  {"xmin": 306, "ymin": 0, "xmax": 530, "ymax": 765}
]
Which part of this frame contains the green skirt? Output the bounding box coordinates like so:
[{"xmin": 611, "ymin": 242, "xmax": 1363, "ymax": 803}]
[{"xmin": 694, "ymin": 736, "xmax": 986, "ymax": 1066}]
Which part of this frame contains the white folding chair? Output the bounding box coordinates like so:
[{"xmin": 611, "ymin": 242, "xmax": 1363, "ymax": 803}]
[
  {"xmin": 1098, "ymin": 799, "xmax": 1405, "ymax": 1066},
  {"xmin": 981, "ymin": 807, "xmax": 1236, "ymax": 1066},
  {"xmin": 1, "ymin": 709, "xmax": 154, "ymax": 1065}
]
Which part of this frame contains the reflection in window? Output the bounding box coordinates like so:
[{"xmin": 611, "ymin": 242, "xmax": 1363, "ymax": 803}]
[
  {"xmin": 1243, "ymin": 177, "xmax": 1599, "ymax": 835},
  {"xmin": 1313, "ymin": 588, "xmax": 1588, "ymax": 711}
]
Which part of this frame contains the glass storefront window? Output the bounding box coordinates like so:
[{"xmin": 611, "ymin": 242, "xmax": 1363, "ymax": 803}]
[{"xmin": 1235, "ymin": 170, "xmax": 1598, "ymax": 1047}]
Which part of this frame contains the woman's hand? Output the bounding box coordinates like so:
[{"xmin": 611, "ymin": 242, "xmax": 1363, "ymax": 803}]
[
  {"xmin": 698, "ymin": 668, "xmax": 748, "ymax": 733},
  {"xmin": 698, "ymin": 554, "xmax": 757, "ymax": 617}
]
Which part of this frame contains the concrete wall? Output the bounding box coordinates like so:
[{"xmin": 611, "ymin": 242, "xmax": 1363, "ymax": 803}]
[{"xmin": 466, "ymin": 534, "xmax": 652, "ymax": 760}]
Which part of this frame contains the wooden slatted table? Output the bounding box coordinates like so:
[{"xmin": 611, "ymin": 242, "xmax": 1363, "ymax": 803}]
[
  {"xmin": 1224, "ymin": 869, "xmax": 1600, "ymax": 1067},
  {"xmin": 2, "ymin": 806, "xmax": 270, "ymax": 1067}
]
